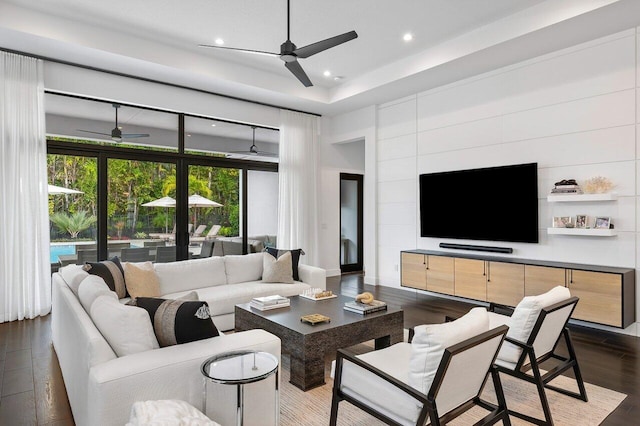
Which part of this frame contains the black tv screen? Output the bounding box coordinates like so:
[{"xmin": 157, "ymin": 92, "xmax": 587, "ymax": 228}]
[{"xmin": 420, "ymin": 163, "xmax": 539, "ymax": 243}]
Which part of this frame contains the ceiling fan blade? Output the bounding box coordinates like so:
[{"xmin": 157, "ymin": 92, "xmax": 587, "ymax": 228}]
[
  {"xmin": 294, "ymin": 30, "xmax": 358, "ymax": 58},
  {"xmin": 285, "ymin": 60, "xmax": 313, "ymax": 87},
  {"xmin": 77, "ymin": 130, "xmax": 111, "ymax": 136},
  {"xmin": 198, "ymin": 44, "xmax": 279, "ymax": 57},
  {"xmin": 122, "ymin": 133, "xmax": 150, "ymax": 138}
]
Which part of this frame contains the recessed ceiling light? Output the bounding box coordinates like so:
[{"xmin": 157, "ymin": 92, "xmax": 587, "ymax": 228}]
[
  {"xmin": 403, "ymin": 33, "xmax": 413, "ymax": 42},
  {"xmin": 211, "ymin": 124, "xmax": 216, "ymax": 127},
  {"xmin": 187, "ymin": 134, "xmax": 192, "ymax": 137},
  {"xmin": 215, "ymin": 38, "xmax": 224, "ymax": 45},
  {"xmin": 323, "ymin": 70, "xmax": 331, "ymax": 77}
]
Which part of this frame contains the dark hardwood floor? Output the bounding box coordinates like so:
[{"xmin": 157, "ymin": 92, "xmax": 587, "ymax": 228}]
[{"xmin": 1, "ymin": 273, "xmax": 638, "ymax": 425}]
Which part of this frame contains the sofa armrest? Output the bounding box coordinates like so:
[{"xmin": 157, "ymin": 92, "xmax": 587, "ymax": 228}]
[
  {"xmin": 87, "ymin": 329, "xmax": 281, "ymax": 426},
  {"xmin": 298, "ymin": 264, "xmax": 326, "ymax": 289}
]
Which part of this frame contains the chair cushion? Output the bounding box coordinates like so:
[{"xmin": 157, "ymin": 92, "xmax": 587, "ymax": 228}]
[
  {"xmin": 262, "ymin": 251, "xmax": 294, "ymax": 284},
  {"xmin": 127, "ymin": 399, "xmax": 220, "ymax": 426},
  {"xmin": 154, "ymin": 256, "xmax": 227, "ymax": 295},
  {"xmin": 83, "ymin": 256, "xmax": 128, "ymax": 298},
  {"xmin": 90, "ymin": 295, "xmax": 159, "ymax": 357},
  {"xmin": 224, "ymin": 253, "xmax": 263, "ymax": 284},
  {"xmin": 77, "ymin": 275, "xmax": 118, "ymax": 313},
  {"xmin": 264, "ymin": 247, "xmax": 304, "ymax": 281},
  {"xmin": 499, "ymin": 285, "xmax": 571, "ymax": 363},
  {"xmin": 124, "ymin": 261, "xmax": 161, "ymax": 299},
  {"xmin": 408, "ymin": 307, "xmax": 489, "ymax": 395},
  {"xmin": 135, "ymin": 297, "xmax": 220, "ymax": 347},
  {"xmin": 58, "ymin": 264, "xmax": 89, "ymax": 296},
  {"xmin": 338, "ymin": 343, "xmax": 420, "ymax": 425}
]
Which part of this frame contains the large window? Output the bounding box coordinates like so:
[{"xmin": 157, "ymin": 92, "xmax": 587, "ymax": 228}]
[
  {"xmin": 48, "ymin": 154, "xmax": 98, "ymax": 265},
  {"xmin": 46, "ymin": 92, "xmax": 278, "ymax": 267}
]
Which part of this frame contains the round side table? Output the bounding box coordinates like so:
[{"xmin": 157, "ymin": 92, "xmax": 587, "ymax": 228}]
[{"xmin": 201, "ymin": 350, "xmax": 279, "ymax": 426}]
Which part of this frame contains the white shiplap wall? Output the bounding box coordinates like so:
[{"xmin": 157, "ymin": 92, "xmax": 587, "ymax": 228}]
[{"xmin": 376, "ymin": 28, "xmax": 639, "ymax": 334}]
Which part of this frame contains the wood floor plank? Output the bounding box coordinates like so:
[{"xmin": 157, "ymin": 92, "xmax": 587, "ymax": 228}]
[
  {"xmin": 2, "ymin": 365, "xmax": 34, "ymax": 397},
  {"xmin": 4, "ymin": 349, "xmax": 33, "ymax": 371},
  {"xmin": 0, "ymin": 390, "xmax": 36, "ymax": 426},
  {"xmin": 33, "ymin": 354, "xmax": 73, "ymax": 424}
]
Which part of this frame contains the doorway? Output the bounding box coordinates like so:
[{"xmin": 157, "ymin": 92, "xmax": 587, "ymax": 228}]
[{"xmin": 340, "ymin": 173, "xmax": 363, "ymax": 273}]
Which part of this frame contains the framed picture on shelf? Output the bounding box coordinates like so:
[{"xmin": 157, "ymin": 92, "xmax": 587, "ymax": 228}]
[
  {"xmin": 594, "ymin": 217, "xmax": 611, "ymax": 229},
  {"xmin": 553, "ymin": 216, "xmax": 573, "ymax": 228},
  {"xmin": 575, "ymin": 214, "xmax": 588, "ymax": 229}
]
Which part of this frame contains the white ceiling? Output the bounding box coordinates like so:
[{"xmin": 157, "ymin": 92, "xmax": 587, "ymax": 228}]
[{"xmin": 1, "ymin": 0, "xmax": 640, "ymax": 116}]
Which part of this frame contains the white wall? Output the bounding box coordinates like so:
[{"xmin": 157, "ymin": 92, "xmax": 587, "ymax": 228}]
[
  {"xmin": 247, "ymin": 170, "xmax": 278, "ymax": 237},
  {"xmin": 372, "ymin": 28, "xmax": 639, "ymax": 334}
]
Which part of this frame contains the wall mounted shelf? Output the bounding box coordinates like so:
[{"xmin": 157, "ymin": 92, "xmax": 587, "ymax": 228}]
[
  {"xmin": 547, "ymin": 227, "xmax": 617, "ymax": 237},
  {"xmin": 547, "ymin": 193, "xmax": 617, "ymax": 202}
]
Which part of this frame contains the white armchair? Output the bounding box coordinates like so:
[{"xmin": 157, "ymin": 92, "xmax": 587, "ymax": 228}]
[
  {"xmin": 330, "ymin": 307, "xmax": 510, "ymax": 426},
  {"xmin": 488, "ymin": 286, "xmax": 588, "ymax": 425}
]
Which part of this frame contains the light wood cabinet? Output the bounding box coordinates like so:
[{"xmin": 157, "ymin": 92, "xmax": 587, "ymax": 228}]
[
  {"xmin": 401, "ymin": 252, "xmax": 426, "ymax": 290},
  {"xmin": 426, "ymin": 255, "xmax": 455, "ymax": 295},
  {"xmin": 454, "ymin": 258, "xmax": 487, "ymax": 301},
  {"xmin": 568, "ymin": 270, "xmax": 622, "ymax": 327},
  {"xmin": 525, "ymin": 265, "xmax": 566, "ymax": 296},
  {"xmin": 487, "ymin": 262, "xmax": 524, "ymax": 307},
  {"xmin": 400, "ymin": 250, "xmax": 634, "ymax": 328}
]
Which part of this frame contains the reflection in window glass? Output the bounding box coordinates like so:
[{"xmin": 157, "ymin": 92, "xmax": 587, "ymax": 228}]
[
  {"xmin": 45, "ymin": 93, "xmax": 179, "ymax": 151},
  {"xmin": 188, "ymin": 165, "xmax": 240, "ymax": 257},
  {"xmin": 48, "ymin": 154, "xmax": 98, "ymax": 265},
  {"xmin": 107, "ymin": 159, "xmax": 177, "ymax": 262},
  {"xmin": 247, "ymin": 170, "xmax": 278, "ymax": 253},
  {"xmin": 185, "ymin": 116, "xmax": 279, "ymax": 162}
]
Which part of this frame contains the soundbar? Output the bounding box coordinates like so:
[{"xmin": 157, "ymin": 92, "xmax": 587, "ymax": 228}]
[{"xmin": 439, "ymin": 243, "xmax": 513, "ymax": 254}]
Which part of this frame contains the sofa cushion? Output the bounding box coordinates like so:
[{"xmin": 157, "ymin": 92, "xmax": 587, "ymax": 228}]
[
  {"xmin": 262, "ymin": 251, "xmax": 294, "ymax": 284},
  {"xmin": 78, "ymin": 275, "xmax": 118, "ymax": 313},
  {"xmin": 83, "ymin": 256, "xmax": 127, "ymax": 298},
  {"xmin": 265, "ymin": 248, "xmax": 303, "ymax": 281},
  {"xmin": 408, "ymin": 307, "xmax": 489, "ymax": 395},
  {"xmin": 59, "ymin": 264, "xmax": 89, "ymax": 296},
  {"xmin": 90, "ymin": 295, "xmax": 160, "ymax": 357},
  {"xmin": 135, "ymin": 297, "xmax": 220, "ymax": 347},
  {"xmin": 124, "ymin": 261, "xmax": 161, "ymax": 299},
  {"xmin": 224, "ymin": 253, "xmax": 263, "ymax": 284},
  {"xmin": 154, "ymin": 256, "xmax": 227, "ymax": 295},
  {"xmin": 498, "ymin": 285, "xmax": 571, "ymax": 363}
]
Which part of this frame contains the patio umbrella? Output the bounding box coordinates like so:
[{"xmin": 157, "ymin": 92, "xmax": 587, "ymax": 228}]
[
  {"xmin": 48, "ymin": 184, "xmax": 83, "ymax": 195},
  {"xmin": 188, "ymin": 193, "xmax": 223, "ymax": 229},
  {"xmin": 142, "ymin": 196, "xmax": 176, "ymax": 234}
]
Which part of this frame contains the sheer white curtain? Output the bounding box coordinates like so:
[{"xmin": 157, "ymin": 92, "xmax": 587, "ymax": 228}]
[
  {"xmin": 0, "ymin": 52, "xmax": 51, "ymax": 322},
  {"xmin": 277, "ymin": 110, "xmax": 320, "ymax": 266}
]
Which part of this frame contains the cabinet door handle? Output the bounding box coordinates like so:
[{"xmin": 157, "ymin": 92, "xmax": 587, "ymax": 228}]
[
  {"xmin": 487, "ymin": 262, "xmax": 490, "ymax": 282},
  {"xmin": 483, "ymin": 261, "xmax": 486, "ymax": 276},
  {"xmin": 426, "ymin": 256, "xmax": 429, "ymax": 270}
]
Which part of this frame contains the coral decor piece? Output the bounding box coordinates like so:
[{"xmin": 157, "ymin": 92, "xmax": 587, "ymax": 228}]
[
  {"xmin": 355, "ymin": 291, "xmax": 375, "ymax": 304},
  {"xmin": 583, "ymin": 176, "xmax": 614, "ymax": 194}
]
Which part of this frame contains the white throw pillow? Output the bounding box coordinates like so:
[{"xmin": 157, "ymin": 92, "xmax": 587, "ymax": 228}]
[
  {"xmin": 499, "ymin": 285, "xmax": 571, "ymax": 363},
  {"xmin": 59, "ymin": 264, "xmax": 90, "ymax": 296},
  {"xmin": 90, "ymin": 295, "xmax": 159, "ymax": 357},
  {"xmin": 78, "ymin": 275, "xmax": 118, "ymax": 313},
  {"xmin": 224, "ymin": 253, "xmax": 263, "ymax": 284},
  {"xmin": 408, "ymin": 307, "xmax": 489, "ymax": 394},
  {"xmin": 262, "ymin": 251, "xmax": 294, "ymax": 284}
]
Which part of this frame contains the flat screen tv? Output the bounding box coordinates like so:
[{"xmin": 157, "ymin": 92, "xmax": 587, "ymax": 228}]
[{"xmin": 420, "ymin": 163, "xmax": 538, "ymax": 243}]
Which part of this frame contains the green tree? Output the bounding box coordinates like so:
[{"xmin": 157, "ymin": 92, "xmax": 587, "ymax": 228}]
[{"xmin": 50, "ymin": 211, "xmax": 97, "ymax": 239}]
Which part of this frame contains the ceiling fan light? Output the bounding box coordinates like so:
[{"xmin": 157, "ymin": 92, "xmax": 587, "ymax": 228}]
[{"xmin": 403, "ymin": 33, "xmax": 413, "ymax": 42}]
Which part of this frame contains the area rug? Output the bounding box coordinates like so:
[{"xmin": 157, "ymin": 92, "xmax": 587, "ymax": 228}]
[{"xmin": 279, "ymin": 353, "xmax": 626, "ymax": 426}]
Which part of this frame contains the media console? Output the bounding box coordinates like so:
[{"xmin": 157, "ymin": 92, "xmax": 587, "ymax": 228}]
[{"xmin": 401, "ymin": 249, "xmax": 635, "ymax": 328}]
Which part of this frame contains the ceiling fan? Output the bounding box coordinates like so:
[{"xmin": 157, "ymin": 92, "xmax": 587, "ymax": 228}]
[
  {"xmin": 228, "ymin": 126, "xmax": 278, "ymax": 157},
  {"xmin": 198, "ymin": 0, "xmax": 357, "ymax": 87},
  {"xmin": 77, "ymin": 103, "xmax": 149, "ymax": 142}
]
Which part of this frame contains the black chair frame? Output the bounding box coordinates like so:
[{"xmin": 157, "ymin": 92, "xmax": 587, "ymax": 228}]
[
  {"xmin": 492, "ymin": 297, "xmax": 588, "ymax": 426},
  {"xmin": 330, "ymin": 325, "xmax": 511, "ymax": 426}
]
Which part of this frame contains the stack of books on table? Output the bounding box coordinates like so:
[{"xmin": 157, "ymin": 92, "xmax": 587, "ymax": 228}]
[
  {"xmin": 250, "ymin": 295, "xmax": 290, "ymax": 311},
  {"xmin": 343, "ymin": 300, "xmax": 387, "ymax": 315}
]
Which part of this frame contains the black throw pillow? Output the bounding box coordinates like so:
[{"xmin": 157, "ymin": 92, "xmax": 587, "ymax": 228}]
[
  {"xmin": 82, "ymin": 256, "xmax": 127, "ymax": 298},
  {"xmin": 264, "ymin": 247, "xmax": 304, "ymax": 281},
  {"xmin": 135, "ymin": 297, "xmax": 219, "ymax": 347}
]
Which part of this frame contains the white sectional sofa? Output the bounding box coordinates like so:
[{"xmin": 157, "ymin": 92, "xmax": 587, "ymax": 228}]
[{"xmin": 51, "ymin": 252, "xmax": 326, "ymax": 426}]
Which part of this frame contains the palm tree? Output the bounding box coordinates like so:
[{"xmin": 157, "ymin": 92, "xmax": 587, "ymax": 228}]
[{"xmin": 50, "ymin": 211, "xmax": 97, "ymax": 239}]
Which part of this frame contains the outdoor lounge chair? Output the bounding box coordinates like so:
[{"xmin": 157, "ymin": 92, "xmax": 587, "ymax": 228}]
[{"xmin": 191, "ymin": 224, "xmax": 221, "ymax": 243}]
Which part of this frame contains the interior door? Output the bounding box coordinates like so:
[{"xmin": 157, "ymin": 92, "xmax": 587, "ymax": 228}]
[{"xmin": 340, "ymin": 173, "xmax": 363, "ymax": 273}]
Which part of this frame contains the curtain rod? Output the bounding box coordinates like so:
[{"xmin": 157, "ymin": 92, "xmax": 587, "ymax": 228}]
[{"xmin": 1, "ymin": 47, "xmax": 322, "ymax": 117}]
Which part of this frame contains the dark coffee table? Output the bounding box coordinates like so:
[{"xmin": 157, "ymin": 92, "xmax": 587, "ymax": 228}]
[{"xmin": 234, "ymin": 295, "xmax": 404, "ymax": 391}]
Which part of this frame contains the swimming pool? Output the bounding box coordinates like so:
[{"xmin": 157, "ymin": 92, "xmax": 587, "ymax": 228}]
[{"xmin": 50, "ymin": 244, "xmax": 76, "ymax": 263}]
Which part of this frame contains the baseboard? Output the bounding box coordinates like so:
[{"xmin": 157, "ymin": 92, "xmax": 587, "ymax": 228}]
[{"xmin": 325, "ymin": 268, "xmax": 341, "ymax": 277}]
